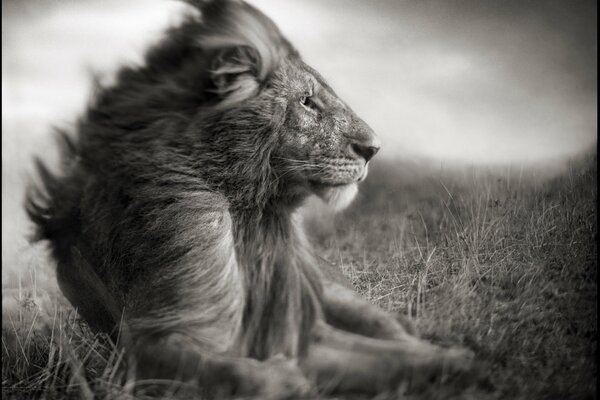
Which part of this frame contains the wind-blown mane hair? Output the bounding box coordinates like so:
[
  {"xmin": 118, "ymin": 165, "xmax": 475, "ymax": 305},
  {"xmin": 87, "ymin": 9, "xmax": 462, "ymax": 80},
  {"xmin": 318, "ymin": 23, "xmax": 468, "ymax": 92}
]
[
  {"xmin": 26, "ymin": 0, "xmax": 321, "ymax": 360},
  {"xmin": 25, "ymin": 0, "xmax": 477, "ymax": 396}
]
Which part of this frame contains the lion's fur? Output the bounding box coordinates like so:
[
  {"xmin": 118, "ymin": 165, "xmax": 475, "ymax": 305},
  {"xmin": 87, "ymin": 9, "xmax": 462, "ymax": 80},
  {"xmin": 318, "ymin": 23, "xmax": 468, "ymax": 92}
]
[
  {"xmin": 25, "ymin": 0, "xmax": 329, "ymax": 361},
  {"xmin": 24, "ymin": 1, "xmax": 480, "ymax": 395}
]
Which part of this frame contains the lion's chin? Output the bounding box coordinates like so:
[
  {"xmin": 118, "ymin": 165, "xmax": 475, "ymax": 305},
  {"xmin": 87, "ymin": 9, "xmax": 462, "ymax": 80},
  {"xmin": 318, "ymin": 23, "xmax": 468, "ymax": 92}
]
[{"xmin": 313, "ymin": 183, "xmax": 358, "ymax": 212}]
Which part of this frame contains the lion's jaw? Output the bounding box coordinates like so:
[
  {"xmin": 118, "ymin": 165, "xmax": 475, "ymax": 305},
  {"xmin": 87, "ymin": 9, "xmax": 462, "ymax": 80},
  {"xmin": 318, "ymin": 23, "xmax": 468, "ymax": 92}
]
[
  {"xmin": 312, "ymin": 183, "xmax": 358, "ymax": 212},
  {"xmin": 307, "ymin": 157, "xmax": 371, "ymax": 212}
]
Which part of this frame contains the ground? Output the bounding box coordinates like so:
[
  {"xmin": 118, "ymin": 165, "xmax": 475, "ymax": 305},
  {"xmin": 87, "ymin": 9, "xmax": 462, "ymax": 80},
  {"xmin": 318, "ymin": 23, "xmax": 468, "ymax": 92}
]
[{"xmin": 2, "ymin": 154, "xmax": 597, "ymax": 400}]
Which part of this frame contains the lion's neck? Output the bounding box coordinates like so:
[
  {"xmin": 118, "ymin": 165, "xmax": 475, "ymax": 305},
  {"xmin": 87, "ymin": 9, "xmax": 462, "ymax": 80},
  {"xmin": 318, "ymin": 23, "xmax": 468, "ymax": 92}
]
[
  {"xmin": 232, "ymin": 205, "xmax": 307, "ymax": 285},
  {"xmin": 231, "ymin": 206, "xmax": 323, "ymax": 359}
]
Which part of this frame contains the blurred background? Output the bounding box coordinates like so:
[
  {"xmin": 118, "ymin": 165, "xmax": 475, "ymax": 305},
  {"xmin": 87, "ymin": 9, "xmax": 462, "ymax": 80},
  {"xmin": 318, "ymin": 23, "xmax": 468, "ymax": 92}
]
[{"xmin": 2, "ymin": 0, "xmax": 597, "ymax": 283}]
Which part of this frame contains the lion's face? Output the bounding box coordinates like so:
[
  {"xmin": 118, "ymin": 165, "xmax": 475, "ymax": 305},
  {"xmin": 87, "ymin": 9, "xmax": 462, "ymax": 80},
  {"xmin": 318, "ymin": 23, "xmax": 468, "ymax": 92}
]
[
  {"xmin": 196, "ymin": 0, "xmax": 380, "ymax": 210},
  {"xmin": 271, "ymin": 60, "xmax": 381, "ymax": 210}
]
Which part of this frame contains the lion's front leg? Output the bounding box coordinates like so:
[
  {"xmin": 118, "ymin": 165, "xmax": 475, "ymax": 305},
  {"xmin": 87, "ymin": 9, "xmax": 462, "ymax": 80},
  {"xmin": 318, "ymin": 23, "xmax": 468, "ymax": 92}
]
[
  {"xmin": 301, "ymin": 322, "xmax": 476, "ymax": 395},
  {"xmin": 133, "ymin": 333, "xmax": 311, "ymax": 400},
  {"xmin": 322, "ymin": 280, "xmax": 417, "ymax": 341}
]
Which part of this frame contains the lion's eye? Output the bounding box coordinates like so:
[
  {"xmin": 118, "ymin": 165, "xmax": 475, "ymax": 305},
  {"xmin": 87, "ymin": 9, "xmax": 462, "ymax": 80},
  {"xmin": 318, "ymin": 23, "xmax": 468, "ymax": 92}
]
[{"xmin": 299, "ymin": 94, "xmax": 317, "ymax": 111}]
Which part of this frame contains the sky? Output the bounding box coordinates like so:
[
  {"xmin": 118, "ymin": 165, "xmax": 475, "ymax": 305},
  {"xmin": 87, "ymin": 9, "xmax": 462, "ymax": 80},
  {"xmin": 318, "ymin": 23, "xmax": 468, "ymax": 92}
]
[{"xmin": 2, "ymin": 0, "xmax": 597, "ymax": 165}]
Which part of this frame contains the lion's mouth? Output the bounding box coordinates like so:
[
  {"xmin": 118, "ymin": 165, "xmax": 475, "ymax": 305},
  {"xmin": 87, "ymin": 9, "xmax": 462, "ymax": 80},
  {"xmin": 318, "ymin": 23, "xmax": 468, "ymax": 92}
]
[
  {"xmin": 308, "ymin": 170, "xmax": 367, "ymax": 188},
  {"xmin": 304, "ymin": 156, "xmax": 366, "ymax": 187},
  {"xmin": 308, "ymin": 180, "xmax": 351, "ymax": 189},
  {"xmin": 307, "ymin": 162, "xmax": 367, "ymax": 188}
]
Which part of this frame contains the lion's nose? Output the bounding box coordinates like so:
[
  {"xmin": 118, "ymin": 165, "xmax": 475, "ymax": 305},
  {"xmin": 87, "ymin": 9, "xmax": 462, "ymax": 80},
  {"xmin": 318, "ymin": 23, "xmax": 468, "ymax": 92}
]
[
  {"xmin": 345, "ymin": 113, "xmax": 381, "ymax": 162},
  {"xmin": 351, "ymin": 142, "xmax": 380, "ymax": 162}
]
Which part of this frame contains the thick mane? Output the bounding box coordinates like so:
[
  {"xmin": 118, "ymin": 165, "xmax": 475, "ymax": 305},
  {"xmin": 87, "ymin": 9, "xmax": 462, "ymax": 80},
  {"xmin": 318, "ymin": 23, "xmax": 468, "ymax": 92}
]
[
  {"xmin": 24, "ymin": 2, "xmax": 479, "ymax": 396},
  {"xmin": 25, "ymin": 0, "xmax": 322, "ymax": 360},
  {"xmin": 235, "ymin": 211, "xmax": 323, "ymax": 358}
]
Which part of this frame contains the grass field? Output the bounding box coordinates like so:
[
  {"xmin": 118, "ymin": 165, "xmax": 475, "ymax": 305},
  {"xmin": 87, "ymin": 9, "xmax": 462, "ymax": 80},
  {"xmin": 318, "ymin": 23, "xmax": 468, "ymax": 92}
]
[{"xmin": 2, "ymin": 153, "xmax": 597, "ymax": 400}]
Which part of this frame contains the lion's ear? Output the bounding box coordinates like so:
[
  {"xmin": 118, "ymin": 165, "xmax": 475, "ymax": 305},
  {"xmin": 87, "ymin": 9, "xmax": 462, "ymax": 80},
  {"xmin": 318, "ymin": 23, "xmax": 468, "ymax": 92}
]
[
  {"xmin": 195, "ymin": 0, "xmax": 290, "ymax": 80},
  {"xmin": 192, "ymin": 0, "xmax": 294, "ymax": 106},
  {"xmin": 208, "ymin": 46, "xmax": 261, "ymax": 102}
]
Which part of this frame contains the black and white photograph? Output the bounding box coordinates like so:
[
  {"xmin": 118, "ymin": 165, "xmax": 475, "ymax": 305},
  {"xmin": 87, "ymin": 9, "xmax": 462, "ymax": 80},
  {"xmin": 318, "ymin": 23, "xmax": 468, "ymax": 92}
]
[{"xmin": 2, "ymin": 0, "xmax": 597, "ymax": 399}]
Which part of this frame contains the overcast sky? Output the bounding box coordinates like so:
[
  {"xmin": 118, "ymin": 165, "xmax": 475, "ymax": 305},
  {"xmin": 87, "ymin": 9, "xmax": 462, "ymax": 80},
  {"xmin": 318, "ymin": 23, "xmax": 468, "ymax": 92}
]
[{"xmin": 3, "ymin": 0, "xmax": 597, "ymax": 165}]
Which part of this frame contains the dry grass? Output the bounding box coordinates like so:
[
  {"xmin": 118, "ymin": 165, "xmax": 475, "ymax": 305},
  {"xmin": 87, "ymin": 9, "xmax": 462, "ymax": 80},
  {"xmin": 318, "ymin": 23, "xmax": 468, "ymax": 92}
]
[{"xmin": 2, "ymin": 153, "xmax": 596, "ymax": 399}]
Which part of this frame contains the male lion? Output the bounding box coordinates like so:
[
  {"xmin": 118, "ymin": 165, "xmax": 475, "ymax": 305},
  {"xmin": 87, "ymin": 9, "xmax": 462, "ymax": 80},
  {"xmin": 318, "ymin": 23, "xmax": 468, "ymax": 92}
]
[{"xmin": 26, "ymin": 1, "xmax": 477, "ymax": 398}]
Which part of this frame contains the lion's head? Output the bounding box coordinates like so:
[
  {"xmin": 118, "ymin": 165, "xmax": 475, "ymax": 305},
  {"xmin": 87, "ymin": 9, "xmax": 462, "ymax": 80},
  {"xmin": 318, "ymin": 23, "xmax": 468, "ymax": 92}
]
[
  {"xmin": 187, "ymin": 0, "xmax": 380, "ymax": 211},
  {"xmin": 73, "ymin": 0, "xmax": 379, "ymax": 214},
  {"xmin": 271, "ymin": 59, "xmax": 381, "ymax": 211}
]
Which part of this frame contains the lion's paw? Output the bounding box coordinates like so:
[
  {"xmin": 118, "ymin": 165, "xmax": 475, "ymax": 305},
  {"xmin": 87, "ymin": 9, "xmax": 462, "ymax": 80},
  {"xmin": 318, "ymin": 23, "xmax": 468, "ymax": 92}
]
[
  {"xmin": 397, "ymin": 346, "xmax": 479, "ymax": 394},
  {"xmin": 247, "ymin": 355, "xmax": 311, "ymax": 400},
  {"xmin": 440, "ymin": 346, "xmax": 475, "ymax": 376}
]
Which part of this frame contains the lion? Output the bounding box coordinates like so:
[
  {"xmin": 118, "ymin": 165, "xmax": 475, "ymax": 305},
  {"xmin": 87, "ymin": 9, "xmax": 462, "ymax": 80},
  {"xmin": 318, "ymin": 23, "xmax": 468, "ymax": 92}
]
[{"xmin": 26, "ymin": 0, "xmax": 477, "ymax": 398}]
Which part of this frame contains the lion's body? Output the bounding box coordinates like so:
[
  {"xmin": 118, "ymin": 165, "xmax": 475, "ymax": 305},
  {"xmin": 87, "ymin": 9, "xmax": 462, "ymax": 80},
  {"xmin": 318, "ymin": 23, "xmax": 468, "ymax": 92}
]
[
  {"xmin": 28, "ymin": 9, "xmax": 323, "ymax": 355},
  {"xmin": 26, "ymin": 1, "xmax": 477, "ymax": 397}
]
